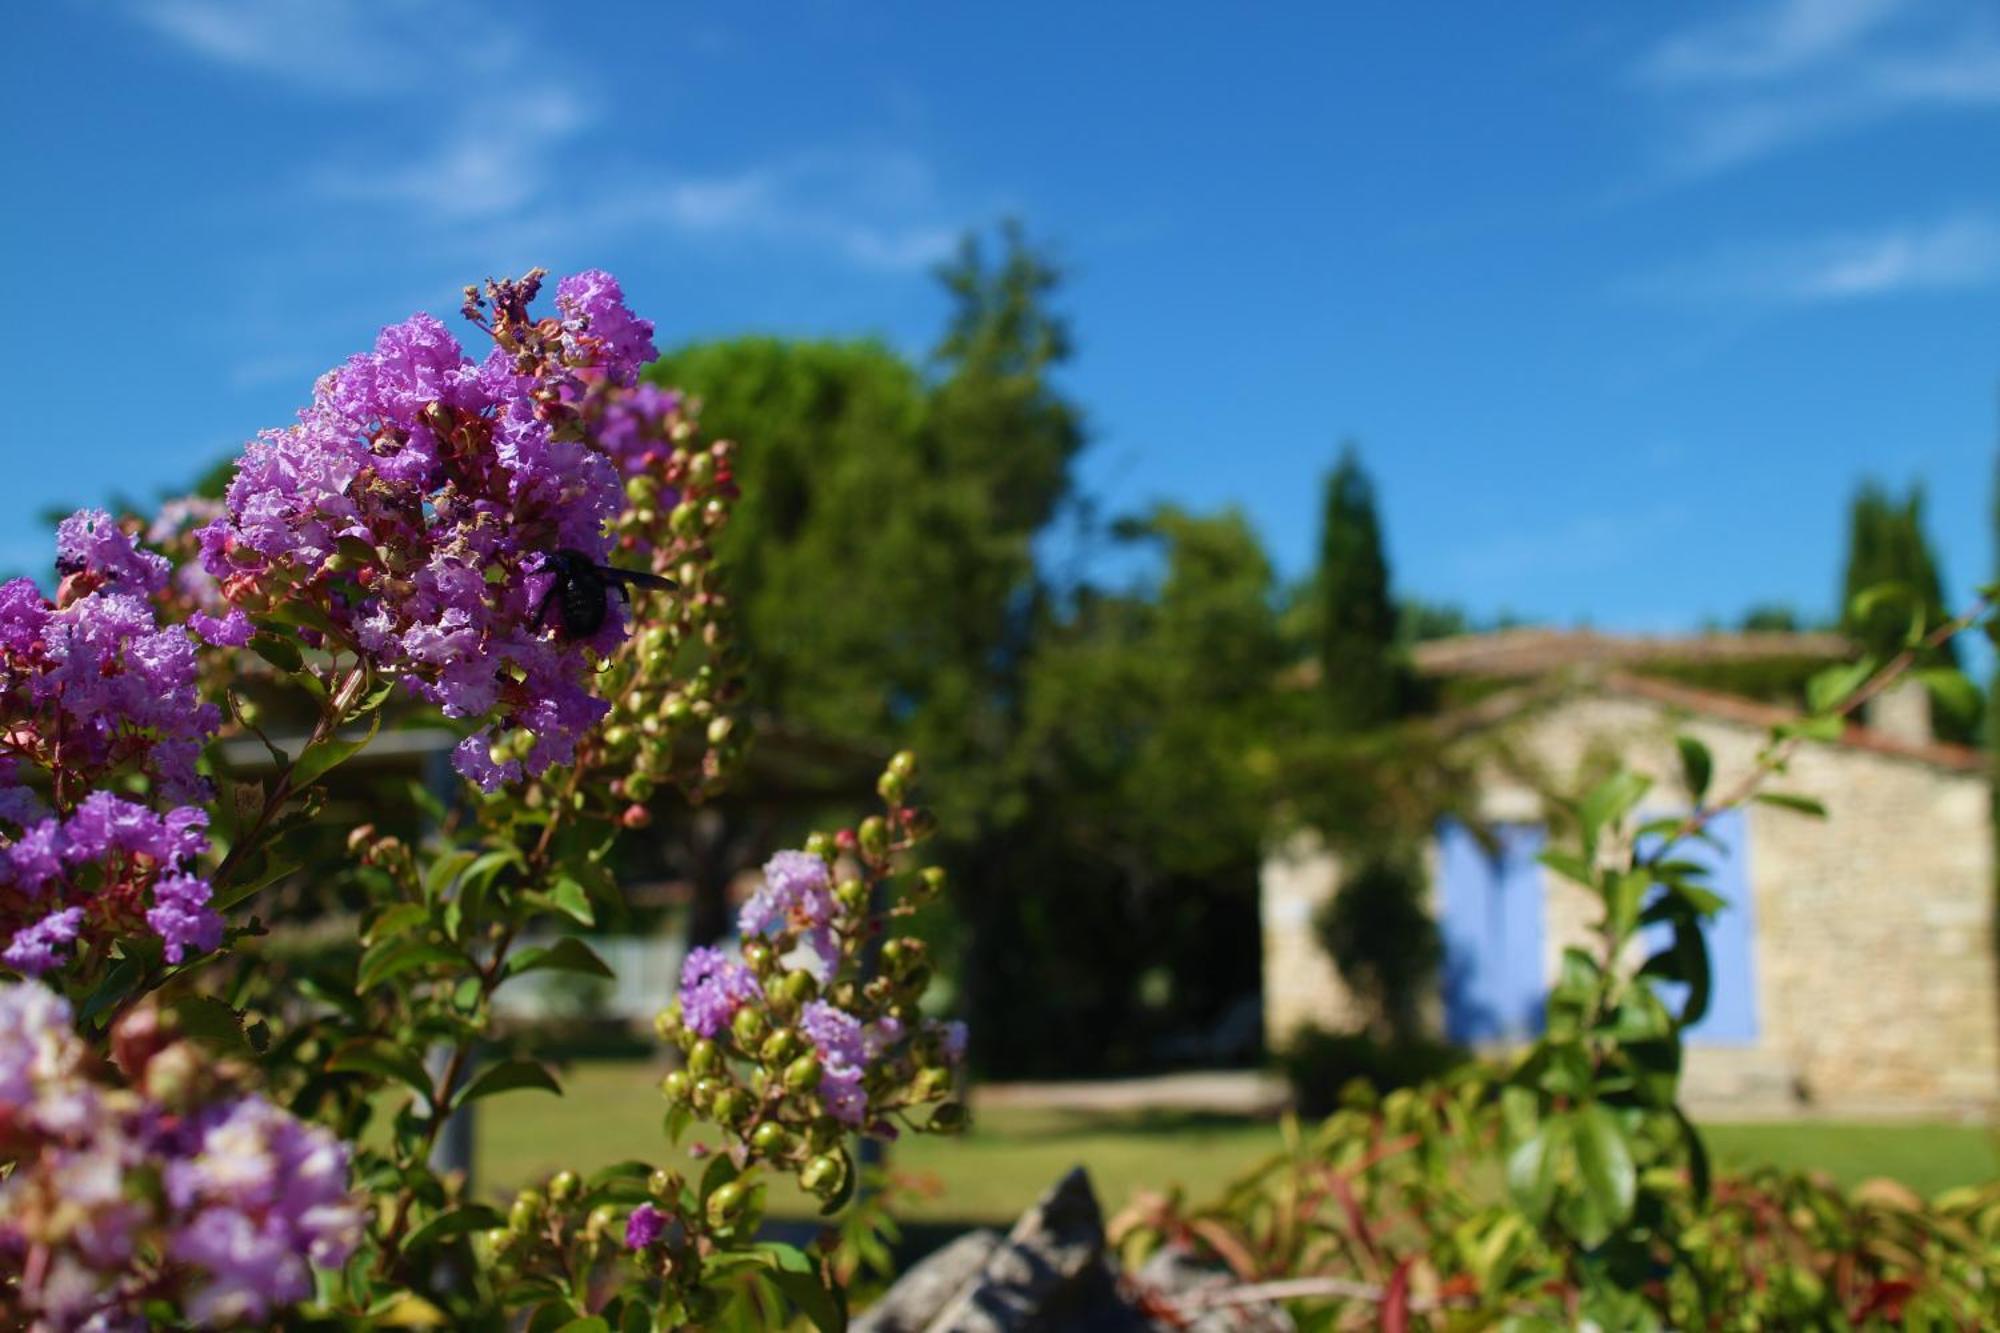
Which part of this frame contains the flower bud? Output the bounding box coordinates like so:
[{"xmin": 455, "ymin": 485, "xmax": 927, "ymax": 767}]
[
  {"xmin": 712, "ymin": 1088, "xmax": 750, "ymax": 1125},
  {"xmin": 777, "ymin": 970, "xmax": 818, "ymax": 1010},
  {"xmin": 508, "ymin": 1189, "xmax": 544, "ymax": 1233},
  {"xmin": 804, "ymin": 832, "xmax": 836, "ymax": 861},
  {"xmin": 585, "ymin": 1204, "xmax": 619, "ymax": 1244},
  {"xmin": 761, "ymin": 1028, "xmax": 804, "ymax": 1065},
  {"xmin": 649, "ymin": 1168, "xmax": 683, "ymax": 1199},
  {"xmin": 621, "ymin": 803, "xmax": 653, "ymax": 829},
  {"xmin": 888, "ymin": 750, "xmax": 918, "ymax": 781},
  {"xmin": 687, "ymin": 1038, "xmax": 721, "ymax": 1077},
  {"xmin": 783, "ymin": 1054, "xmax": 823, "ymax": 1093},
  {"xmin": 654, "ymin": 1006, "xmax": 682, "ymax": 1042},
  {"xmin": 742, "ymin": 940, "xmax": 774, "ymax": 974},
  {"xmin": 659, "ymin": 1070, "xmax": 691, "ymax": 1103},
  {"xmin": 705, "ymin": 1180, "xmax": 748, "ymax": 1228},
  {"xmin": 916, "ymin": 866, "xmax": 947, "ymax": 902},
  {"xmin": 548, "ymin": 1170, "xmax": 580, "ymax": 1204},
  {"xmin": 751, "ymin": 1122, "xmax": 795, "ymax": 1158},
  {"xmin": 481, "ymin": 1226, "xmax": 515, "ymax": 1257},
  {"xmin": 834, "ymin": 878, "xmax": 867, "ymax": 913},
  {"xmin": 693, "ymin": 1076, "xmax": 725, "ymax": 1110},
  {"xmin": 799, "ymin": 1154, "xmax": 846, "ymax": 1199},
  {"xmin": 858, "ymin": 816, "xmax": 890, "ymax": 861},
  {"xmin": 876, "ymin": 769, "xmax": 906, "ymax": 805},
  {"xmin": 625, "ymin": 772, "xmax": 656, "ymax": 802},
  {"xmin": 706, "ymin": 716, "xmax": 734, "ymax": 747},
  {"xmin": 730, "ymin": 1006, "xmax": 767, "ymax": 1049}
]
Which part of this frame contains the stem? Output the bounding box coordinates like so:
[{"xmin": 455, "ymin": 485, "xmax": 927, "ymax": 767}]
[
  {"xmin": 211, "ymin": 661, "xmax": 372, "ymax": 892},
  {"xmin": 1649, "ymin": 601, "xmax": 1983, "ymax": 859}
]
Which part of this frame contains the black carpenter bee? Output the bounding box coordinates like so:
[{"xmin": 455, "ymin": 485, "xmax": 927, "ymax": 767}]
[{"xmin": 534, "ymin": 549, "xmax": 677, "ymax": 639}]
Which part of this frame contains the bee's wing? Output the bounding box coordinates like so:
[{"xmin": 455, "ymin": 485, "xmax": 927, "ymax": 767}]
[{"xmin": 601, "ymin": 565, "xmax": 678, "ymax": 591}]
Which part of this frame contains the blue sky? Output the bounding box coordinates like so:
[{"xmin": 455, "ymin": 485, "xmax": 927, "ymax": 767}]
[{"xmin": 5, "ymin": 0, "xmax": 2000, "ymax": 634}]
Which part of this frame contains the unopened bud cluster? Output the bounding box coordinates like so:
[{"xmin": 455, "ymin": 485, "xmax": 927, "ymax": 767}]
[
  {"xmin": 655, "ymin": 751, "xmax": 966, "ymax": 1206},
  {"xmin": 590, "ymin": 393, "xmax": 746, "ymax": 809}
]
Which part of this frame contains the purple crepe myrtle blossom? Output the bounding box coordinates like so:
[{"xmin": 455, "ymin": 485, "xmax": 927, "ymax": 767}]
[
  {"xmin": 55, "ymin": 509, "xmax": 171, "ymax": 594},
  {"xmin": 3, "ymin": 907, "xmax": 83, "ymax": 976},
  {"xmin": 0, "ymin": 573, "xmax": 221, "ymax": 805},
  {"xmin": 0, "ymin": 795, "xmax": 219, "ymax": 977},
  {"xmin": 739, "ymin": 850, "xmax": 840, "ymax": 978},
  {"xmin": 926, "ymin": 1018, "xmax": 969, "ymax": 1064},
  {"xmin": 194, "ymin": 271, "xmax": 676, "ymax": 791},
  {"xmin": 625, "ymin": 1201, "xmax": 666, "ymax": 1251},
  {"xmin": 676, "ymin": 945, "xmax": 763, "ymax": 1038},
  {"xmin": 800, "ymin": 1000, "xmax": 869, "ymax": 1126},
  {"xmin": 163, "ymin": 1097, "xmax": 362, "ymax": 1323},
  {"xmin": 0, "ymin": 983, "xmax": 362, "ymax": 1327}
]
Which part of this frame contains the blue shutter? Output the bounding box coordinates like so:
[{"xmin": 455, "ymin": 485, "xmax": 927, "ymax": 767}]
[
  {"xmin": 1437, "ymin": 820, "xmax": 1547, "ymax": 1044},
  {"xmin": 1644, "ymin": 807, "xmax": 1759, "ymax": 1044}
]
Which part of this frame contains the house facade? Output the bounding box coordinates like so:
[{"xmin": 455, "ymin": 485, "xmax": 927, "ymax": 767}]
[{"xmin": 1262, "ymin": 632, "xmax": 2000, "ymax": 1117}]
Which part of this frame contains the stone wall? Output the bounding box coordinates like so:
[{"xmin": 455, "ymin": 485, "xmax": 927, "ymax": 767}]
[{"xmin": 1260, "ymin": 686, "xmax": 2000, "ymax": 1116}]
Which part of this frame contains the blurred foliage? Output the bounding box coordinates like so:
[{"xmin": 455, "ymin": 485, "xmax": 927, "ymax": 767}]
[{"xmin": 1312, "ymin": 854, "xmax": 1442, "ymax": 1045}]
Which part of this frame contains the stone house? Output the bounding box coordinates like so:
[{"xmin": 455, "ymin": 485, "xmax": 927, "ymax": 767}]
[{"xmin": 1262, "ymin": 630, "xmax": 2000, "ymax": 1117}]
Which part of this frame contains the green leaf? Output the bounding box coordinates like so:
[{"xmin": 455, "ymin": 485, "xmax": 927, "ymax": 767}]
[
  {"xmin": 1573, "ymin": 1103, "xmax": 1637, "ymax": 1237},
  {"xmin": 402, "ymin": 1203, "xmax": 503, "ymax": 1252},
  {"xmin": 505, "ymin": 937, "xmax": 614, "ymax": 981},
  {"xmin": 452, "ymin": 1059, "xmax": 562, "ymax": 1110},
  {"xmin": 1807, "ymin": 658, "xmax": 1876, "ymax": 715},
  {"xmin": 555, "ymin": 1320, "xmax": 610, "ymax": 1333},
  {"xmin": 1507, "ymin": 1118, "xmax": 1566, "ymax": 1221},
  {"xmin": 173, "ymin": 995, "xmax": 253, "ymax": 1056},
  {"xmin": 358, "ymin": 938, "xmax": 463, "ymax": 992},
  {"xmin": 364, "ymin": 903, "xmax": 430, "ymax": 947},
  {"xmin": 1915, "ymin": 668, "xmax": 1981, "ymax": 727},
  {"xmin": 292, "ymin": 709, "xmax": 382, "ymax": 789},
  {"xmin": 327, "ymin": 1041, "xmax": 435, "ymax": 1102},
  {"xmin": 1754, "ymin": 792, "xmax": 1826, "ymax": 818},
  {"xmin": 1674, "ymin": 735, "xmax": 1712, "ymax": 804},
  {"xmin": 1578, "ymin": 772, "xmax": 1650, "ymax": 849},
  {"xmin": 759, "ymin": 1243, "xmax": 846, "ymax": 1333},
  {"xmin": 247, "ymin": 632, "xmax": 305, "ymax": 674},
  {"xmin": 1537, "ymin": 848, "xmax": 1595, "ymax": 889},
  {"xmin": 548, "ymin": 875, "xmax": 595, "ymax": 927},
  {"xmin": 423, "ymin": 849, "xmax": 481, "ymax": 905}
]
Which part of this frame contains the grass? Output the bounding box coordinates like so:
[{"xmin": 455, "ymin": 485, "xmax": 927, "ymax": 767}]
[{"xmin": 475, "ymin": 1060, "xmax": 2000, "ymax": 1223}]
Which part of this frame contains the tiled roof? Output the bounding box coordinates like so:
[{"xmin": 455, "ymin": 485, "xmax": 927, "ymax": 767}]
[{"xmin": 1410, "ymin": 628, "xmax": 1851, "ymax": 679}]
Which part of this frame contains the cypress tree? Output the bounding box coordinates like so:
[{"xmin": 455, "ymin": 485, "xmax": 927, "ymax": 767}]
[{"xmin": 1316, "ymin": 445, "xmax": 1401, "ymax": 729}]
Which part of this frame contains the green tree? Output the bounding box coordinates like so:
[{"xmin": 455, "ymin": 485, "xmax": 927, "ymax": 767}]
[
  {"xmin": 964, "ymin": 506, "xmax": 1285, "ymax": 1075},
  {"xmin": 1315, "ymin": 445, "xmax": 1403, "ymax": 729},
  {"xmin": 1839, "ymin": 480, "xmax": 1958, "ymax": 669}
]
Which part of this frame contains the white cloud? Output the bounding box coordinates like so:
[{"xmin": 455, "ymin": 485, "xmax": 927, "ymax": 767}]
[
  {"xmin": 1635, "ymin": 0, "xmax": 2000, "ymax": 178},
  {"xmin": 1631, "ymin": 214, "xmax": 2000, "ymax": 303},
  {"xmin": 118, "ymin": 0, "xmax": 970, "ymax": 270}
]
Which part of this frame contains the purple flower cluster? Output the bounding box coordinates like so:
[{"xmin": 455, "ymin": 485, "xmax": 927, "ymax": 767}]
[
  {"xmin": 0, "ymin": 560, "xmax": 221, "ymax": 806},
  {"xmin": 0, "ymin": 982, "xmax": 361, "ymax": 1329},
  {"xmin": 738, "ymin": 850, "xmax": 840, "ymax": 980},
  {"xmin": 163, "ymin": 1096, "xmax": 363, "ymax": 1324},
  {"xmin": 194, "ymin": 269, "xmax": 672, "ymax": 790},
  {"xmin": 624, "ymin": 1201, "xmax": 667, "ymax": 1251},
  {"xmin": 676, "ymin": 945, "xmax": 762, "ymax": 1037},
  {"xmin": 800, "ymin": 1000, "xmax": 872, "ymax": 1126},
  {"xmin": 1, "ymin": 792, "xmax": 220, "ymax": 975}
]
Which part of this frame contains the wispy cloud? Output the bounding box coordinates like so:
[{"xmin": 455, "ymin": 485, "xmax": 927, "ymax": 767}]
[
  {"xmin": 1451, "ymin": 502, "xmax": 1689, "ymax": 587},
  {"xmin": 1635, "ymin": 0, "xmax": 2000, "ymax": 178},
  {"xmin": 120, "ymin": 0, "xmax": 969, "ymax": 271},
  {"xmin": 1628, "ymin": 213, "xmax": 2000, "ymax": 303}
]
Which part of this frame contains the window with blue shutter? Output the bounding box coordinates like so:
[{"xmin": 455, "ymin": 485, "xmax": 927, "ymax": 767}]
[{"xmin": 1436, "ymin": 820, "xmax": 1547, "ymax": 1044}]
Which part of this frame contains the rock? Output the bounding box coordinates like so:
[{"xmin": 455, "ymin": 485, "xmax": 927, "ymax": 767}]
[
  {"xmin": 852, "ymin": 1229, "xmax": 1003, "ymax": 1333},
  {"xmin": 921, "ymin": 1167, "xmax": 1148, "ymax": 1332},
  {"xmin": 858, "ymin": 1168, "xmax": 1292, "ymax": 1333}
]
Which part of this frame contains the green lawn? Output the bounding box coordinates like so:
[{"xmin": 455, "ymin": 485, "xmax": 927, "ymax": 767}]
[{"xmin": 475, "ymin": 1061, "xmax": 1999, "ymax": 1223}]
